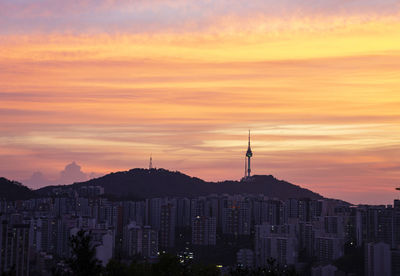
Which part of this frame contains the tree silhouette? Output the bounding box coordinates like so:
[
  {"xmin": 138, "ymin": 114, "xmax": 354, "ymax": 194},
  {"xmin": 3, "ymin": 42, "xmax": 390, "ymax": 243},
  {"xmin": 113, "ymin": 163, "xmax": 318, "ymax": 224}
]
[
  {"xmin": 104, "ymin": 259, "xmax": 129, "ymax": 276},
  {"xmin": 1, "ymin": 265, "xmax": 16, "ymax": 276},
  {"xmin": 229, "ymin": 257, "xmax": 298, "ymax": 276},
  {"xmin": 67, "ymin": 229, "xmax": 102, "ymax": 276},
  {"xmin": 102, "ymin": 254, "xmax": 298, "ymax": 276},
  {"xmin": 152, "ymin": 253, "xmax": 183, "ymax": 276}
]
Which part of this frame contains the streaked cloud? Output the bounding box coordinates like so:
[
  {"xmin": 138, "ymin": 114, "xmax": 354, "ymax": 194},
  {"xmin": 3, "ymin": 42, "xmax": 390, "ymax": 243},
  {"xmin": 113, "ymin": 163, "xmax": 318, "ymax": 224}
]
[{"xmin": 0, "ymin": 0, "xmax": 400, "ymax": 204}]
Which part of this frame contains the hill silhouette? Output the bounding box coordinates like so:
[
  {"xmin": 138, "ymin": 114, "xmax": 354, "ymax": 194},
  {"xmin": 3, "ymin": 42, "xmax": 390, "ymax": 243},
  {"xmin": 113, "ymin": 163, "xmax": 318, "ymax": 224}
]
[
  {"xmin": 0, "ymin": 177, "xmax": 36, "ymax": 201},
  {"xmin": 36, "ymin": 168, "xmax": 327, "ymax": 201}
]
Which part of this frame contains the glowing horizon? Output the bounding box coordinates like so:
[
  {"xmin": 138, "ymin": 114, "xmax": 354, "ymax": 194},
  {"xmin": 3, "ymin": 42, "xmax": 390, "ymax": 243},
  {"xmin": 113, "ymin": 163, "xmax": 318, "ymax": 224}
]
[{"xmin": 1, "ymin": 0, "xmax": 400, "ymax": 204}]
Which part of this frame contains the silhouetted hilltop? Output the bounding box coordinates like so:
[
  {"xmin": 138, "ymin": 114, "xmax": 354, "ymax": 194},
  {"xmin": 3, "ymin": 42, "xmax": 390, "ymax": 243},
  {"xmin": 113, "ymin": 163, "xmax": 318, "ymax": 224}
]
[
  {"xmin": 37, "ymin": 168, "xmax": 326, "ymax": 201},
  {"xmin": 211, "ymin": 175, "xmax": 323, "ymax": 200},
  {"xmin": 0, "ymin": 177, "xmax": 36, "ymax": 201}
]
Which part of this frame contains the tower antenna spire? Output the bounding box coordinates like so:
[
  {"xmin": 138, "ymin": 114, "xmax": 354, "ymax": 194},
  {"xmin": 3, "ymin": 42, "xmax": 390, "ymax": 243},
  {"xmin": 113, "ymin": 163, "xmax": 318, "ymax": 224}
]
[{"xmin": 245, "ymin": 130, "xmax": 253, "ymax": 178}]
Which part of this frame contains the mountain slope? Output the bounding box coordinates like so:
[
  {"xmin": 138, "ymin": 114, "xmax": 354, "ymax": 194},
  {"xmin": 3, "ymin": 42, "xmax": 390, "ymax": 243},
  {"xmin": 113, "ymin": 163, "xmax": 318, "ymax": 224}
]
[
  {"xmin": 37, "ymin": 168, "xmax": 325, "ymax": 200},
  {"xmin": 0, "ymin": 177, "xmax": 36, "ymax": 201}
]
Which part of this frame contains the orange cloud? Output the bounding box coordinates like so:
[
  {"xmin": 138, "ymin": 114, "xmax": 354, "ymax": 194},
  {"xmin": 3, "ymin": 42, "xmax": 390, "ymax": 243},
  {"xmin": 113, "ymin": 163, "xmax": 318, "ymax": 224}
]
[{"xmin": 1, "ymin": 11, "xmax": 400, "ymax": 204}]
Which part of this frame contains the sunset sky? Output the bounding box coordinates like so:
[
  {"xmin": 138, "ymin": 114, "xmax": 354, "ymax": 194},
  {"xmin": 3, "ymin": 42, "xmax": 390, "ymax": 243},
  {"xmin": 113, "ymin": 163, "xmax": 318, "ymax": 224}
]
[{"xmin": 1, "ymin": 0, "xmax": 400, "ymax": 204}]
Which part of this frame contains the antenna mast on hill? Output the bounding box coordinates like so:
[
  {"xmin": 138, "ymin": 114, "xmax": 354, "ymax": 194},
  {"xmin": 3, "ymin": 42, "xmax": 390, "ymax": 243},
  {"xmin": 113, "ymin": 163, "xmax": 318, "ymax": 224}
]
[{"xmin": 149, "ymin": 154, "xmax": 153, "ymax": 170}]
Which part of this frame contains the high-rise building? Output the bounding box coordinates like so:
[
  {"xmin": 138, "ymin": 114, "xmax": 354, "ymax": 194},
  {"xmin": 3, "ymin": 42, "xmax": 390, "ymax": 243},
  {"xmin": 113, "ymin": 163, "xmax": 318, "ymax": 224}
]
[
  {"xmin": 28, "ymin": 218, "xmax": 42, "ymax": 253},
  {"xmin": 206, "ymin": 196, "xmax": 219, "ymax": 223},
  {"xmin": 298, "ymin": 198, "xmax": 311, "ymax": 222},
  {"xmin": 176, "ymin": 198, "xmax": 191, "ymax": 228},
  {"xmin": 299, "ymin": 222, "xmax": 314, "ymax": 258},
  {"xmin": 142, "ymin": 226, "xmax": 158, "ymax": 259},
  {"xmin": 76, "ymin": 197, "xmax": 90, "ymax": 217},
  {"xmin": 265, "ymin": 199, "xmax": 286, "ymax": 225},
  {"xmin": 365, "ymin": 242, "xmax": 391, "ymax": 276},
  {"xmin": 315, "ymin": 236, "xmax": 344, "ymax": 262},
  {"xmin": 0, "ymin": 221, "xmax": 30, "ymax": 276},
  {"xmin": 237, "ymin": 249, "xmax": 254, "ymax": 268},
  {"xmin": 191, "ymin": 216, "xmax": 216, "ymax": 246},
  {"xmin": 191, "ymin": 198, "xmax": 206, "ymax": 218},
  {"xmin": 123, "ymin": 222, "xmax": 142, "ymax": 257},
  {"xmin": 356, "ymin": 205, "xmax": 394, "ymax": 247},
  {"xmin": 122, "ymin": 201, "xmax": 146, "ymax": 228},
  {"xmin": 392, "ymin": 249, "xmax": 400, "ymax": 276},
  {"xmin": 324, "ymin": 216, "xmax": 345, "ymax": 236},
  {"xmin": 55, "ymin": 217, "xmax": 71, "ymax": 258},
  {"xmin": 254, "ymin": 223, "xmax": 298, "ymax": 267},
  {"xmin": 123, "ymin": 222, "xmax": 158, "ymax": 259},
  {"xmin": 286, "ymin": 198, "xmax": 299, "ymax": 219},
  {"xmin": 159, "ymin": 203, "xmax": 176, "ymax": 249},
  {"xmin": 39, "ymin": 217, "xmax": 57, "ymax": 255},
  {"xmin": 146, "ymin": 198, "xmax": 164, "ymax": 230},
  {"xmin": 222, "ymin": 198, "xmax": 251, "ymax": 236}
]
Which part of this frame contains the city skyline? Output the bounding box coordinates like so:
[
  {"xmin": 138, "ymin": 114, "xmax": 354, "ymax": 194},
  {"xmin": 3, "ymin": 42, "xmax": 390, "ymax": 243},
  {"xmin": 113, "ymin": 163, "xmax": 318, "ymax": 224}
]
[{"xmin": 2, "ymin": 0, "xmax": 400, "ymax": 205}]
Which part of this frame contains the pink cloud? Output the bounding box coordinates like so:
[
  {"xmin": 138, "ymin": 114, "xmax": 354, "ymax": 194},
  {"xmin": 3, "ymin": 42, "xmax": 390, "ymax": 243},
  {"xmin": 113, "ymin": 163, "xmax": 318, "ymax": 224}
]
[{"xmin": 1, "ymin": 0, "xmax": 399, "ymax": 34}]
